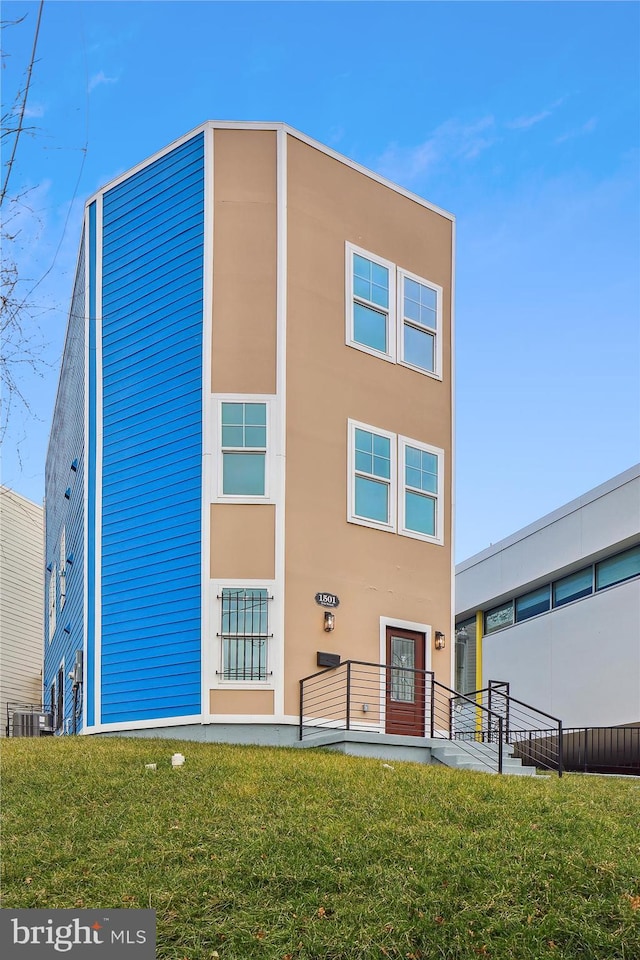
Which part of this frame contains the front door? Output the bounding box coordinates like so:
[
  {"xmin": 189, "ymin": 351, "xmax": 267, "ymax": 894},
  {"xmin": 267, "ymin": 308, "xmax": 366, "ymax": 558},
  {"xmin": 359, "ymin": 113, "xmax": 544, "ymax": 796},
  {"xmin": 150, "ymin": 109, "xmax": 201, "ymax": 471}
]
[{"xmin": 385, "ymin": 627, "xmax": 426, "ymax": 736}]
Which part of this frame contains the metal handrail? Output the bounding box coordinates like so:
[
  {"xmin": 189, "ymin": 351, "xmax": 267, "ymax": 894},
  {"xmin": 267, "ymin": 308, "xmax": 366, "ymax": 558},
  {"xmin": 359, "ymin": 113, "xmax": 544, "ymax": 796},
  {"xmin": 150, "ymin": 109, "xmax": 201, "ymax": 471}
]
[
  {"xmin": 299, "ymin": 660, "xmax": 510, "ymax": 773},
  {"xmin": 461, "ymin": 684, "xmax": 562, "ymax": 725}
]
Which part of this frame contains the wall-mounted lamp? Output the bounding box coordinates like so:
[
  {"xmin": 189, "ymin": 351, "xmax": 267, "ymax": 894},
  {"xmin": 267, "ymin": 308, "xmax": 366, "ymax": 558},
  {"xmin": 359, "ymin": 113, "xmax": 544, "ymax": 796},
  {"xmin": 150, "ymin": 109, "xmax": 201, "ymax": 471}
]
[
  {"xmin": 434, "ymin": 630, "xmax": 446, "ymax": 650},
  {"xmin": 323, "ymin": 611, "xmax": 335, "ymax": 632},
  {"xmin": 362, "ymin": 703, "xmax": 370, "ymax": 713}
]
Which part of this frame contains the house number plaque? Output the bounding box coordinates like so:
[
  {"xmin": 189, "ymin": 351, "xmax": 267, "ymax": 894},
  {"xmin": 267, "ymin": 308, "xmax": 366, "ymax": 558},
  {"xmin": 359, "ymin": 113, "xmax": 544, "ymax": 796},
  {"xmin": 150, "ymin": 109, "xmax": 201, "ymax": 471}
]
[{"xmin": 315, "ymin": 592, "xmax": 340, "ymax": 608}]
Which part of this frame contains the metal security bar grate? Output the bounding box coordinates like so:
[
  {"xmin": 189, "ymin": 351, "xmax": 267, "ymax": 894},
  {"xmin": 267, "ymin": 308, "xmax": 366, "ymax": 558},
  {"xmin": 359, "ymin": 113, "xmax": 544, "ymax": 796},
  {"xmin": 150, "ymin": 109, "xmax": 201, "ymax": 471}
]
[{"xmin": 217, "ymin": 589, "xmax": 273, "ymax": 681}]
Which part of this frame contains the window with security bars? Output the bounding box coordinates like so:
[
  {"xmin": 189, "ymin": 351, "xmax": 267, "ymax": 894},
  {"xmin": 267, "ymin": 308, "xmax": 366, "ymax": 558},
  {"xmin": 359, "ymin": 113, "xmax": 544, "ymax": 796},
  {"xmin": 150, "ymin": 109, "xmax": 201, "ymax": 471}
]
[{"xmin": 219, "ymin": 588, "xmax": 272, "ymax": 681}]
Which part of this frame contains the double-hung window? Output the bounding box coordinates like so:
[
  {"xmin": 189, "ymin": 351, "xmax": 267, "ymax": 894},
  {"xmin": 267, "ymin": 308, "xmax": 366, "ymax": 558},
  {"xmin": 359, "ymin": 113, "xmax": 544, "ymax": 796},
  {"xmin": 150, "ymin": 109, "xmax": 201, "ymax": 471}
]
[
  {"xmin": 397, "ymin": 270, "xmax": 442, "ymax": 377},
  {"xmin": 346, "ymin": 243, "xmax": 442, "ymax": 379},
  {"xmin": 219, "ymin": 588, "xmax": 271, "ymax": 681},
  {"xmin": 217, "ymin": 399, "xmax": 270, "ymax": 499},
  {"xmin": 399, "ymin": 438, "xmax": 444, "ymax": 543},
  {"xmin": 348, "ymin": 421, "xmax": 396, "ymax": 532},
  {"xmin": 348, "ymin": 421, "xmax": 445, "ymax": 543},
  {"xmin": 346, "ymin": 244, "xmax": 395, "ymax": 361}
]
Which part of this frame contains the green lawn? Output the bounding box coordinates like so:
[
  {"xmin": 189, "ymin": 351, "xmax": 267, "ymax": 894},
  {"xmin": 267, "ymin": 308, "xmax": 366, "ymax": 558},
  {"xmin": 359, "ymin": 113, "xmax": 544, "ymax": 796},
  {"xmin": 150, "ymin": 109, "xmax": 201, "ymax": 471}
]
[{"xmin": 2, "ymin": 737, "xmax": 639, "ymax": 959}]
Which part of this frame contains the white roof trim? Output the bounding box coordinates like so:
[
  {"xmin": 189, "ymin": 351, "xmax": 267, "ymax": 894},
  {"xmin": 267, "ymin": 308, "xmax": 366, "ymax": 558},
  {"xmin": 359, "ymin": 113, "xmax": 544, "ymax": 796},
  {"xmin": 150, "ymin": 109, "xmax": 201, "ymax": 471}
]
[
  {"xmin": 456, "ymin": 463, "xmax": 640, "ymax": 574},
  {"xmin": 85, "ymin": 120, "xmax": 455, "ymax": 222}
]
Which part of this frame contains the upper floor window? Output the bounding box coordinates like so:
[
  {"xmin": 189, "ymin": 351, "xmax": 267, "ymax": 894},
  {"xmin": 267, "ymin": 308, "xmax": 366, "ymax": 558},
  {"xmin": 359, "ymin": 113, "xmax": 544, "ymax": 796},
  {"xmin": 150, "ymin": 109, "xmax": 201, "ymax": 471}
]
[
  {"xmin": 481, "ymin": 542, "xmax": 640, "ymax": 635},
  {"xmin": 399, "ymin": 438, "xmax": 444, "ymax": 544},
  {"xmin": 398, "ymin": 270, "xmax": 442, "ymax": 377},
  {"xmin": 347, "ymin": 420, "xmax": 445, "ymax": 543},
  {"xmin": 553, "ymin": 567, "xmax": 593, "ymax": 607},
  {"xmin": 484, "ymin": 601, "xmax": 514, "ymax": 635},
  {"xmin": 215, "ymin": 399, "xmax": 271, "ymax": 500},
  {"xmin": 346, "ymin": 244, "xmax": 395, "ymax": 362},
  {"xmin": 346, "ymin": 243, "xmax": 442, "ymax": 379},
  {"xmin": 595, "ymin": 544, "xmax": 640, "ymax": 591},
  {"xmin": 515, "ymin": 585, "xmax": 551, "ymax": 622},
  {"xmin": 348, "ymin": 421, "xmax": 396, "ymax": 532}
]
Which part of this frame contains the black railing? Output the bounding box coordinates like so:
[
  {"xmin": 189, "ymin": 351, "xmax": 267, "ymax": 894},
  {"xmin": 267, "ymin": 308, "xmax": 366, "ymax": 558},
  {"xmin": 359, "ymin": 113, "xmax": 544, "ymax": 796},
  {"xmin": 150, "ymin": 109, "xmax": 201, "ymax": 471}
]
[
  {"xmin": 299, "ymin": 660, "xmax": 507, "ymax": 773},
  {"xmin": 561, "ymin": 727, "xmax": 640, "ymax": 774},
  {"xmin": 455, "ymin": 681, "xmax": 564, "ymax": 776}
]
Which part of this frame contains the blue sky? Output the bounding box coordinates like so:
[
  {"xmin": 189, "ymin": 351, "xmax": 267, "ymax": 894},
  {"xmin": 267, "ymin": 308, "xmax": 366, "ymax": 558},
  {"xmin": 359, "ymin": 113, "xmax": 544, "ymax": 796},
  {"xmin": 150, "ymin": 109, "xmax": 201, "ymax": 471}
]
[{"xmin": 2, "ymin": 0, "xmax": 639, "ymax": 561}]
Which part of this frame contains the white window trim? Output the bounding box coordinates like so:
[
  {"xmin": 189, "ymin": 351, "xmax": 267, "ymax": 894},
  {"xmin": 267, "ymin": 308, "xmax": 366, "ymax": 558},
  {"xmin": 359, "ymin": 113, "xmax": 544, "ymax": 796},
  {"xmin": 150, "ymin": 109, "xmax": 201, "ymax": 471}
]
[
  {"xmin": 396, "ymin": 268, "xmax": 443, "ymax": 381},
  {"xmin": 211, "ymin": 580, "xmax": 276, "ymax": 689},
  {"xmin": 212, "ymin": 394, "xmax": 277, "ymax": 504},
  {"xmin": 398, "ymin": 436, "xmax": 445, "ymax": 545},
  {"xmin": 345, "ymin": 242, "xmax": 396, "ymax": 364},
  {"xmin": 48, "ymin": 563, "xmax": 57, "ymax": 642},
  {"xmin": 59, "ymin": 527, "xmax": 67, "ymax": 611},
  {"xmin": 347, "ymin": 419, "xmax": 397, "ymax": 533}
]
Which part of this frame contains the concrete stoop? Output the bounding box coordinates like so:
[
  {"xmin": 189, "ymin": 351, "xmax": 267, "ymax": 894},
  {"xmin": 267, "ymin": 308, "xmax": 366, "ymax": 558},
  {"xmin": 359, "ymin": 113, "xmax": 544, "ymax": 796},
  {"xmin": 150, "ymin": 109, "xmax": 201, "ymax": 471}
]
[
  {"xmin": 429, "ymin": 741, "xmax": 537, "ymax": 776},
  {"xmin": 297, "ymin": 729, "xmax": 539, "ymax": 776}
]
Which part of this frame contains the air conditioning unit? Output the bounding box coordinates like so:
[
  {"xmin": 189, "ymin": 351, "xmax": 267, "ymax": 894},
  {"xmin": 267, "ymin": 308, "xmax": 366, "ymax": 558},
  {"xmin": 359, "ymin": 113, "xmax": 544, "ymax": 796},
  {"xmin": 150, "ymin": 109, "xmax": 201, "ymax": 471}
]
[
  {"xmin": 12, "ymin": 711, "xmax": 54, "ymax": 737},
  {"xmin": 39, "ymin": 712, "xmax": 54, "ymax": 735}
]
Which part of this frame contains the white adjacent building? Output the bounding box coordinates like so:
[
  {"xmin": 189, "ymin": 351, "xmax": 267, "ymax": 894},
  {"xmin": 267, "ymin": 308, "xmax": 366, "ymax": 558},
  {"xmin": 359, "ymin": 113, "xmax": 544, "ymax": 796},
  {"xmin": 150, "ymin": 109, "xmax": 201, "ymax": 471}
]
[
  {"xmin": 0, "ymin": 487, "xmax": 44, "ymax": 734},
  {"xmin": 455, "ymin": 465, "xmax": 640, "ymax": 728}
]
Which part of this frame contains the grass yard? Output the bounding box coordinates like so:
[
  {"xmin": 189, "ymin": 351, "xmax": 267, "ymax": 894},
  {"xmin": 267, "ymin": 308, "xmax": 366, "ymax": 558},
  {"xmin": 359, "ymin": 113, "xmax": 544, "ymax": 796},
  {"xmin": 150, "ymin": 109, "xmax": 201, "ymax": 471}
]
[{"xmin": 2, "ymin": 737, "xmax": 639, "ymax": 959}]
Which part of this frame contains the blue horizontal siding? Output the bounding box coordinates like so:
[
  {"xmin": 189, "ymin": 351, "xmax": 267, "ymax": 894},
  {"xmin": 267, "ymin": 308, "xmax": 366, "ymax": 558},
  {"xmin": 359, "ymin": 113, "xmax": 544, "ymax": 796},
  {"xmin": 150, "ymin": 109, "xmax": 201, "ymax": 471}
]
[
  {"xmin": 100, "ymin": 133, "xmax": 204, "ymax": 725},
  {"xmin": 44, "ymin": 228, "xmax": 87, "ymax": 734}
]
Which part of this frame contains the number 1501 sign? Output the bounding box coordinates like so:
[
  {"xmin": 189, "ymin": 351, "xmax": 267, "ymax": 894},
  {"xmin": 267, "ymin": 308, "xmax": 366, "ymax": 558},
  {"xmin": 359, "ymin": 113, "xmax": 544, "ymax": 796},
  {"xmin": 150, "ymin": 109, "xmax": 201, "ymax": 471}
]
[{"xmin": 315, "ymin": 592, "xmax": 340, "ymax": 608}]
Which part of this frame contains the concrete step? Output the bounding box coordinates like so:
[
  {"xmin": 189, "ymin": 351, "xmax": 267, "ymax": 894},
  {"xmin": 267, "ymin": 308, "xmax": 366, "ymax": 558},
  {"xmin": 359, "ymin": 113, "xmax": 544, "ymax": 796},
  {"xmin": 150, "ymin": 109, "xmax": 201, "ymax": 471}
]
[{"xmin": 431, "ymin": 742, "xmax": 538, "ymax": 776}]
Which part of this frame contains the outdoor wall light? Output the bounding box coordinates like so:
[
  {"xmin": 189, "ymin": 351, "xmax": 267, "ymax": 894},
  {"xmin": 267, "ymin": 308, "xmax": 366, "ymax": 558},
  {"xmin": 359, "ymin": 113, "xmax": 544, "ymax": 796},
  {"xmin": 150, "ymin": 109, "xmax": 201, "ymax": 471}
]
[
  {"xmin": 434, "ymin": 630, "xmax": 446, "ymax": 650},
  {"xmin": 362, "ymin": 703, "xmax": 370, "ymax": 713},
  {"xmin": 323, "ymin": 611, "xmax": 335, "ymax": 632}
]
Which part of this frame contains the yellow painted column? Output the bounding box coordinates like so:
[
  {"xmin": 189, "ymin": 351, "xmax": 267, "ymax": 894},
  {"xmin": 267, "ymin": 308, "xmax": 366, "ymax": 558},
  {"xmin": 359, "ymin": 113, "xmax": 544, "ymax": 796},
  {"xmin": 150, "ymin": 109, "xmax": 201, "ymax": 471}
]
[
  {"xmin": 475, "ymin": 610, "xmax": 483, "ymax": 737},
  {"xmin": 475, "ymin": 610, "xmax": 483, "ymax": 690}
]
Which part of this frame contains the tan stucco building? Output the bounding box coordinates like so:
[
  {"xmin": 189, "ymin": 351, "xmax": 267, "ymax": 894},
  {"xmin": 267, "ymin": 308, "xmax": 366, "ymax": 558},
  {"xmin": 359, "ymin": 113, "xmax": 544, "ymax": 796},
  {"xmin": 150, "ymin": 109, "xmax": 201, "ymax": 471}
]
[{"xmin": 46, "ymin": 122, "xmax": 455, "ymax": 744}]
